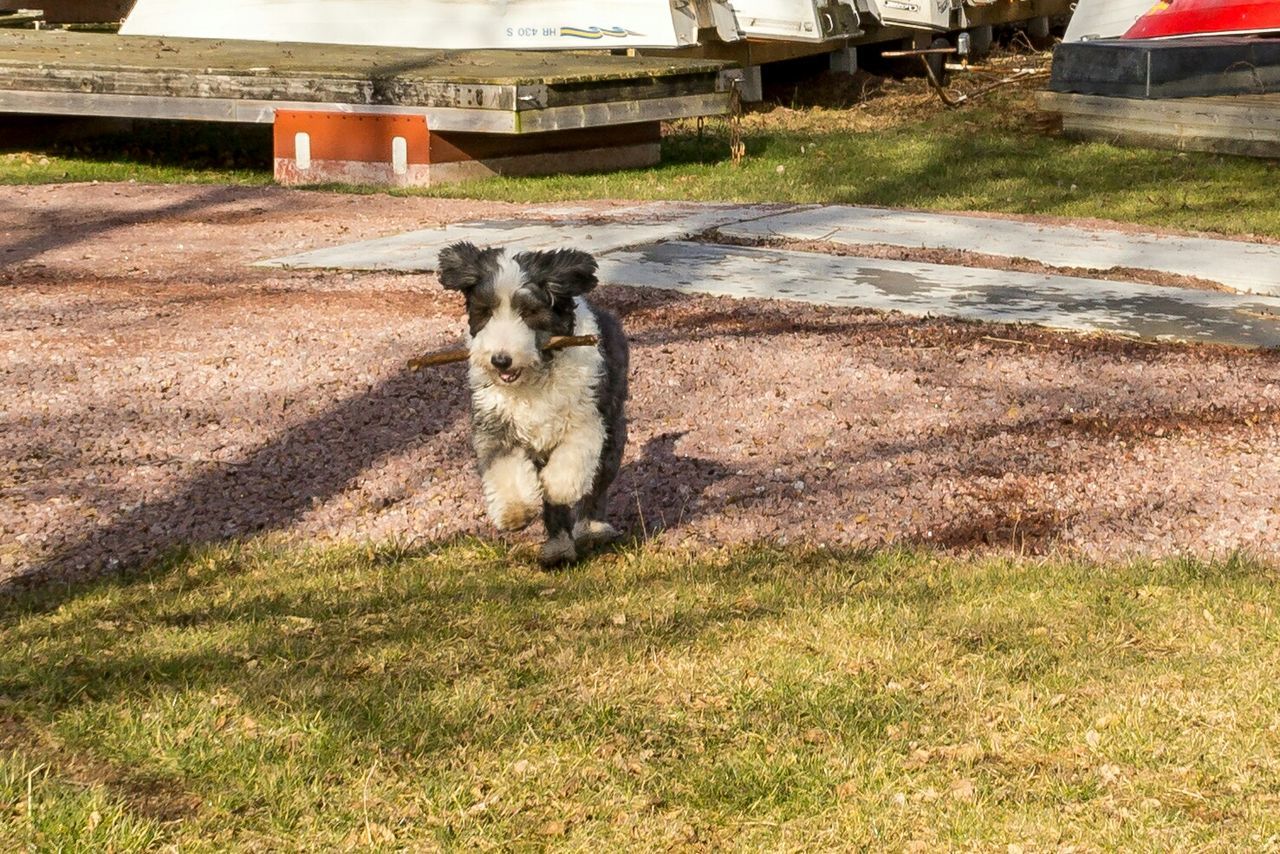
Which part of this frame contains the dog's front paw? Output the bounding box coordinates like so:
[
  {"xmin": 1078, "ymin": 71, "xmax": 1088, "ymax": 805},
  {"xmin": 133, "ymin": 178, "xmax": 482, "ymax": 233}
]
[
  {"xmin": 483, "ymin": 453, "xmax": 542, "ymax": 531},
  {"xmin": 539, "ymin": 532, "xmax": 577, "ymax": 568},
  {"xmin": 492, "ymin": 501, "xmax": 539, "ymax": 532}
]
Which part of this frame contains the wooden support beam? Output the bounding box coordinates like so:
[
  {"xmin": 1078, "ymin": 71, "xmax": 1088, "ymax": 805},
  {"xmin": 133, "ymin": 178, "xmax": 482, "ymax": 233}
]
[{"xmin": 1038, "ymin": 91, "xmax": 1280, "ymax": 160}]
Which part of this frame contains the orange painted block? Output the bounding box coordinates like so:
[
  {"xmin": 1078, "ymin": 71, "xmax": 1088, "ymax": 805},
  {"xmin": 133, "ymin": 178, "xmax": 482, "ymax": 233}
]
[
  {"xmin": 271, "ymin": 110, "xmax": 663, "ymax": 188},
  {"xmin": 274, "ymin": 111, "xmax": 429, "ymax": 163},
  {"xmin": 273, "ymin": 110, "xmax": 431, "ymax": 186}
]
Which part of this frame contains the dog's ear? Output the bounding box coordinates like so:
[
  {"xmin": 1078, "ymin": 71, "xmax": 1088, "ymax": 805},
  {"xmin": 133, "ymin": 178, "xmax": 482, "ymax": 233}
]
[
  {"xmin": 517, "ymin": 249, "xmax": 598, "ymax": 298},
  {"xmin": 436, "ymin": 241, "xmax": 497, "ymax": 292}
]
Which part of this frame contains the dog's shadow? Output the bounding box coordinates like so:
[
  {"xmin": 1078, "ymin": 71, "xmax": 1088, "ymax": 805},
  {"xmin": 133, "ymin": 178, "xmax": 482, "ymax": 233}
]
[
  {"xmin": 610, "ymin": 430, "xmax": 734, "ymax": 542},
  {"xmin": 474, "ymin": 430, "xmax": 731, "ymax": 565}
]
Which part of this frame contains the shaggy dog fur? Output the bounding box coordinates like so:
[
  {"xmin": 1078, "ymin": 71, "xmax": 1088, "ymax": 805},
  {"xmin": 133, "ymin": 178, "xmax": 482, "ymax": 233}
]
[{"xmin": 437, "ymin": 242, "xmax": 629, "ymax": 566}]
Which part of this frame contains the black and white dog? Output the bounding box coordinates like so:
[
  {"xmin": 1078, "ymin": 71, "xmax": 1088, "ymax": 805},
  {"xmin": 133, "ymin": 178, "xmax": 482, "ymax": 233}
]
[{"xmin": 436, "ymin": 242, "xmax": 628, "ymax": 566}]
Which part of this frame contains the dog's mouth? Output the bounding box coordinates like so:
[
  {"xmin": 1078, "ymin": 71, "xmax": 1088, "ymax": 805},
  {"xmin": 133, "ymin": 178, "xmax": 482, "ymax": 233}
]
[{"xmin": 497, "ymin": 368, "xmax": 523, "ymax": 385}]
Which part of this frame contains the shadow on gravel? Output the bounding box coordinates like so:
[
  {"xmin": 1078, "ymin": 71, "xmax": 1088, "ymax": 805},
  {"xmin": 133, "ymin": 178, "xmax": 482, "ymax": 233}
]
[
  {"xmin": 3, "ymin": 309, "xmax": 740, "ymax": 603},
  {"xmin": 7, "ymin": 417, "xmax": 741, "ymax": 607},
  {"xmin": 614, "ymin": 431, "xmax": 736, "ymax": 537},
  {"xmin": 4, "ymin": 289, "xmax": 812, "ymax": 601},
  {"xmin": 8, "ymin": 283, "xmax": 1278, "ymax": 605},
  {"xmin": 6, "ymin": 365, "xmax": 470, "ymax": 604},
  {"xmin": 0, "ymin": 185, "xmax": 286, "ymax": 267}
]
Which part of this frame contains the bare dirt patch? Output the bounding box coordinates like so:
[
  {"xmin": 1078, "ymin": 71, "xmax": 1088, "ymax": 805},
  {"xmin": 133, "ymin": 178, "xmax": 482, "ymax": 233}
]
[{"xmin": 3, "ymin": 183, "xmax": 1279, "ymax": 587}]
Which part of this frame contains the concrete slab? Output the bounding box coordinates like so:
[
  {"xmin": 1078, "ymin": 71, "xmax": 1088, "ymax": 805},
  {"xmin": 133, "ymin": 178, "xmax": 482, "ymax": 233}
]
[
  {"xmin": 260, "ymin": 204, "xmax": 803, "ymax": 271},
  {"xmin": 719, "ymin": 205, "xmax": 1280, "ymax": 296},
  {"xmin": 599, "ymin": 242, "xmax": 1280, "ymax": 349}
]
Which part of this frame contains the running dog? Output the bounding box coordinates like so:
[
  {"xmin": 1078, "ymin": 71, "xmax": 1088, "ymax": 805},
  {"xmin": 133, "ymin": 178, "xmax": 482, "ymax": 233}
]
[{"xmin": 436, "ymin": 242, "xmax": 629, "ymax": 566}]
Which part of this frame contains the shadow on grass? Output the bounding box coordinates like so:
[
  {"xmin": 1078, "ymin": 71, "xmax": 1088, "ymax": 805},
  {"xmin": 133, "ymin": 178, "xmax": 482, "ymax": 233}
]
[
  {"xmin": 0, "ymin": 539, "xmax": 919, "ymax": 773},
  {"xmin": 3, "ymin": 531, "xmax": 1274, "ymax": 834},
  {"xmin": 0, "ymin": 118, "xmax": 272, "ymax": 175}
]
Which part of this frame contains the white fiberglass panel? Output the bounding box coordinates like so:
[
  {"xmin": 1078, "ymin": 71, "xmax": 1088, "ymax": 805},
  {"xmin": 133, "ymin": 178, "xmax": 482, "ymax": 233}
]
[
  {"xmin": 875, "ymin": 0, "xmax": 951, "ymax": 32},
  {"xmin": 121, "ymin": 0, "xmax": 701, "ymax": 50},
  {"xmin": 727, "ymin": 0, "xmax": 860, "ymax": 41},
  {"xmin": 728, "ymin": 0, "xmax": 823, "ymax": 41},
  {"xmin": 1063, "ymin": 0, "xmax": 1151, "ymax": 42}
]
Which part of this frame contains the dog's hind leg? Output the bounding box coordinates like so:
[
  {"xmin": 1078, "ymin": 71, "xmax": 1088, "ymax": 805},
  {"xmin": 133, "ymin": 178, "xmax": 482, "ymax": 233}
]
[
  {"xmin": 573, "ymin": 428, "xmax": 625, "ymax": 547},
  {"xmin": 540, "ymin": 502, "xmax": 577, "ymax": 568},
  {"xmin": 575, "ymin": 307, "xmax": 628, "ymax": 548}
]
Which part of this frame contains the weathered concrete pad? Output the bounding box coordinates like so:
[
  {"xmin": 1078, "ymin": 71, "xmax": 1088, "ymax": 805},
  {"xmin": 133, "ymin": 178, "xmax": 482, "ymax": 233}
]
[
  {"xmin": 720, "ymin": 205, "xmax": 1280, "ymax": 296},
  {"xmin": 260, "ymin": 204, "xmax": 804, "ymax": 272},
  {"xmin": 600, "ymin": 242, "xmax": 1280, "ymax": 349}
]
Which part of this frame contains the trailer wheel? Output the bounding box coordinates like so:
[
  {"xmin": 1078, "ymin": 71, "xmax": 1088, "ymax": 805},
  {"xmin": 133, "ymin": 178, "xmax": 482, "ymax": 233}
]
[
  {"xmin": 925, "ymin": 37, "xmax": 950, "ymax": 86},
  {"xmin": 1024, "ymin": 15, "xmax": 1052, "ymax": 48},
  {"xmin": 967, "ymin": 25, "xmax": 993, "ymax": 57}
]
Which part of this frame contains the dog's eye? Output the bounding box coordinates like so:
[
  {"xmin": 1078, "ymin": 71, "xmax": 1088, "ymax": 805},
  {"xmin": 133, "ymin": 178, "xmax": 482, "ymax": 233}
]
[
  {"xmin": 513, "ymin": 287, "xmax": 549, "ymax": 308},
  {"xmin": 518, "ymin": 305, "xmax": 550, "ymax": 325}
]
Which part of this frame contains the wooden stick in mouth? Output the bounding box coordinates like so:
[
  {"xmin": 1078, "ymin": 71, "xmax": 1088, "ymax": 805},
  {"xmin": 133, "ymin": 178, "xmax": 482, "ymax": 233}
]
[{"xmin": 407, "ymin": 335, "xmax": 599, "ymax": 371}]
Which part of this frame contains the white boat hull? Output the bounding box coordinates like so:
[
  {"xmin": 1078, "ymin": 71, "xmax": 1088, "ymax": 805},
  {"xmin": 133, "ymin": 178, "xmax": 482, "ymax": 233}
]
[
  {"xmin": 871, "ymin": 0, "xmax": 951, "ymax": 32},
  {"xmin": 728, "ymin": 0, "xmax": 861, "ymax": 42},
  {"xmin": 120, "ymin": 0, "xmax": 732, "ymax": 50},
  {"xmin": 1063, "ymin": 0, "xmax": 1151, "ymax": 41}
]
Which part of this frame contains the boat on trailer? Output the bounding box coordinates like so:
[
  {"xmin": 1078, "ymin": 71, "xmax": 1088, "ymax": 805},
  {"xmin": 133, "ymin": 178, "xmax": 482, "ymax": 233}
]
[
  {"xmin": 1123, "ymin": 0, "xmax": 1280, "ymax": 40},
  {"xmin": 119, "ymin": 1, "xmax": 875, "ymax": 48},
  {"xmin": 120, "ymin": 0, "xmax": 743, "ymax": 50},
  {"xmin": 119, "ymin": 0, "xmax": 1069, "ymax": 51},
  {"xmin": 727, "ymin": 0, "xmax": 861, "ymax": 43},
  {"xmin": 1044, "ymin": 0, "xmax": 1280, "ymax": 161},
  {"xmin": 1065, "ymin": 0, "xmax": 1280, "ymax": 41}
]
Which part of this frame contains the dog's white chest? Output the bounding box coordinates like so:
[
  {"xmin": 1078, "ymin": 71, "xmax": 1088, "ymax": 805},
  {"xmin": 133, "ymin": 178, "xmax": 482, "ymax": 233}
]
[
  {"xmin": 470, "ymin": 300, "xmax": 605, "ymax": 455},
  {"xmin": 473, "ymin": 352, "xmax": 603, "ymax": 454}
]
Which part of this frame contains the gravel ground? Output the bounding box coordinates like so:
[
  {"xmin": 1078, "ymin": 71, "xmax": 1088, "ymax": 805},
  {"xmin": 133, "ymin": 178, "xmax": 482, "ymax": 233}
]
[{"xmin": 3, "ymin": 183, "xmax": 1279, "ymax": 587}]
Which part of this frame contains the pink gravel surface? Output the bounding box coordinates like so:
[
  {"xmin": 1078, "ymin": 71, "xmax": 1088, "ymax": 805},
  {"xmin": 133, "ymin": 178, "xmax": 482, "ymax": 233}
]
[{"xmin": 3, "ymin": 183, "xmax": 1280, "ymax": 588}]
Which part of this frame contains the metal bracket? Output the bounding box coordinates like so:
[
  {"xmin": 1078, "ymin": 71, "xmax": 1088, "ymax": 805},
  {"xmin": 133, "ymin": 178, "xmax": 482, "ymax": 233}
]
[{"xmin": 513, "ymin": 84, "xmax": 549, "ymax": 110}]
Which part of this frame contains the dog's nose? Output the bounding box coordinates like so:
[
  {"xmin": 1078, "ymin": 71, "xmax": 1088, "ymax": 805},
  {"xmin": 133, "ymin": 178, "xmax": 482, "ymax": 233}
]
[{"xmin": 490, "ymin": 353, "xmax": 513, "ymax": 371}]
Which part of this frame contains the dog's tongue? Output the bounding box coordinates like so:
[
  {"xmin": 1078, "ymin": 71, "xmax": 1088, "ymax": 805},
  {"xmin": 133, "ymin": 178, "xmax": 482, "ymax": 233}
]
[{"xmin": 500, "ymin": 370, "xmax": 520, "ymax": 383}]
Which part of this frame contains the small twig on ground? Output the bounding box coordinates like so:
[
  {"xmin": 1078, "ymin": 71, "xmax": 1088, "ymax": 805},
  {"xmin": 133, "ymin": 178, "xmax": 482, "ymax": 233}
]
[
  {"xmin": 26, "ymin": 764, "xmax": 46, "ymax": 823},
  {"xmin": 1009, "ymin": 29, "xmax": 1039, "ymax": 54},
  {"xmin": 920, "ymin": 55, "xmax": 1050, "ymax": 109},
  {"xmin": 634, "ymin": 493, "xmax": 649, "ymax": 542},
  {"xmin": 981, "ymin": 335, "xmax": 1043, "ymax": 347}
]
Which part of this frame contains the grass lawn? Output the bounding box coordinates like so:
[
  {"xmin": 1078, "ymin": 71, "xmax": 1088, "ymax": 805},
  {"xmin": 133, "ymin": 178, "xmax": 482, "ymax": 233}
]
[
  {"xmin": 4, "ymin": 540, "xmax": 1280, "ymax": 850},
  {"xmin": 4, "ymin": 77, "xmax": 1279, "ymax": 240}
]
